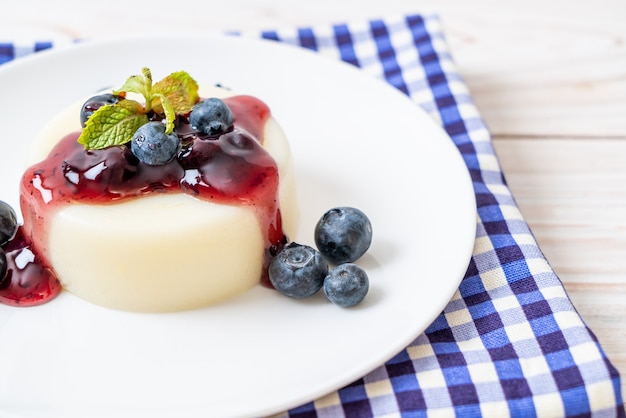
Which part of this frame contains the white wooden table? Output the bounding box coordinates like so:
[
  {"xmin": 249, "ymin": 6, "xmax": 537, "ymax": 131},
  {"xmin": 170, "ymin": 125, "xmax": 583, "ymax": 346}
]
[{"xmin": 2, "ymin": 0, "xmax": 625, "ymax": 400}]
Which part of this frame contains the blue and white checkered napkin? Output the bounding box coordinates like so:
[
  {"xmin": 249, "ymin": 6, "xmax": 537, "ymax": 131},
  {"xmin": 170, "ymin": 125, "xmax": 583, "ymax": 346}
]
[{"xmin": 2, "ymin": 13, "xmax": 624, "ymax": 417}]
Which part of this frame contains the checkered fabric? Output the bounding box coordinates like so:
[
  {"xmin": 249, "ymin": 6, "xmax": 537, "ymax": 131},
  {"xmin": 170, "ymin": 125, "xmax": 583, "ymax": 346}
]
[
  {"xmin": 0, "ymin": 41, "xmax": 56, "ymax": 65},
  {"xmin": 2, "ymin": 13, "xmax": 624, "ymax": 417}
]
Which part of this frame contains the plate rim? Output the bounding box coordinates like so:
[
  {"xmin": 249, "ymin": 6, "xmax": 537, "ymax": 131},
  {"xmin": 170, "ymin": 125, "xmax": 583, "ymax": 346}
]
[{"xmin": 0, "ymin": 33, "xmax": 477, "ymax": 417}]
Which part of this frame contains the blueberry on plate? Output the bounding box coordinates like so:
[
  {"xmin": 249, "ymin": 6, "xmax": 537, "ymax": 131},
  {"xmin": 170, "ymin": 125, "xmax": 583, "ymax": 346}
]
[
  {"xmin": 131, "ymin": 122, "xmax": 180, "ymax": 166},
  {"xmin": 314, "ymin": 207, "xmax": 372, "ymax": 264},
  {"xmin": 79, "ymin": 93, "xmax": 120, "ymax": 127},
  {"xmin": 0, "ymin": 200, "xmax": 18, "ymax": 246},
  {"xmin": 269, "ymin": 242, "xmax": 329, "ymax": 299},
  {"xmin": 323, "ymin": 263, "xmax": 369, "ymax": 307},
  {"xmin": 189, "ymin": 97, "xmax": 234, "ymax": 136}
]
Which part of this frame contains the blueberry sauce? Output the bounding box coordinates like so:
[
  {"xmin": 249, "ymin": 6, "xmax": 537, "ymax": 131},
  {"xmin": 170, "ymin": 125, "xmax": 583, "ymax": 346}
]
[
  {"xmin": 0, "ymin": 231, "xmax": 61, "ymax": 306},
  {"xmin": 0, "ymin": 95, "xmax": 286, "ymax": 307}
]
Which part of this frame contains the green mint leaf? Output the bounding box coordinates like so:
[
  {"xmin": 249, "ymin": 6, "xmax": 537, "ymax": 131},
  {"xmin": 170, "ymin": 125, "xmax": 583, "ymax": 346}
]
[
  {"xmin": 112, "ymin": 67, "xmax": 154, "ymax": 109},
  {"xmin": 78, "ymin": 68, "xmax": 200, "ymax": 150},
  {"xmin": 77, "ymin": 100, "xmax": 149, "ymax": 150},
  {"xmin": 153, "ymin": 70, "xmax": 199, "ymax": 114},
  {"xmin": 153, "ymin": 94, "xmax": 176, "ymax": 134}
]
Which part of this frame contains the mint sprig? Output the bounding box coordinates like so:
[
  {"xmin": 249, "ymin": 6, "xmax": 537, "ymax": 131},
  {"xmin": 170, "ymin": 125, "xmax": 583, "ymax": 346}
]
[
  {"xmin": 77, "ymin": 67, "xmax": 199, "ymax": 150},
  {"xmin": 77, "ymin": 100, "xmax": 148, "ymax": 149}
]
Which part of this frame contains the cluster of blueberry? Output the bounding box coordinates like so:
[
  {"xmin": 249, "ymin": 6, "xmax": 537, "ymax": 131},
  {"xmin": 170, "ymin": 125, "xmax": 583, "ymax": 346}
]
[
  {"xmin": 269, "ymin": 207, "xmax": 372, "ymax": 307},
  {"xmin": 0, "ymin": 201, "xmax": 18, "ymax": 280},
  {"xmin": 80, "ymin": 94, "xmax": 234, "ymax": 166}
]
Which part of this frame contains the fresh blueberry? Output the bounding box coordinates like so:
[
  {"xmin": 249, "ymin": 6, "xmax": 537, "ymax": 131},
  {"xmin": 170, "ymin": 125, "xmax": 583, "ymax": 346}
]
[
  {"xmin": 314, "ymin": 207, "xmax": 372, "ymax": 264},
  {"xmin": 0, "ymin": 248, "xmax": 6, "ymax": 282},
  {"xmin": 269, "ymin": 242, "xmax": 329, "ymax": 299},
  {"xmin": 323, "ymin": 263, "xmax": 369, "ymax": 307},
  {"xmin": 0, "ymin": 200, "xmax": 18, "ymax": 246},
  {"xmin": 80, "ymin": 93, "xmax": 120, "ymax": 127},
  {"xmin": 189, "ymin": 97, "xmax": 234, "ymax": 135},
  {"xmin": 131, "ymin": 122, "xmax": 180, "ymax": 166}
]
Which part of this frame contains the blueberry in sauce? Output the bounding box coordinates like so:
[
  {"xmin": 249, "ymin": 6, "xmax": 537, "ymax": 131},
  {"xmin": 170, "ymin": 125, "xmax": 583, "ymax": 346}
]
[
  {"xmin": 0, "ymin": 200, "xmax": 18, "ymax": 246},
  {"xmin": 79, "ymin": 93, "xmax": 120, "ymax": 127},
  {"xmin": 0, "ymin": 248, "xmax": 6, "ymax": 282},
  {"xmin": 189, "ymin": 97, "xmax": 234, "ymax": 136},
  {"xmin": 131, "ymin": 122, "xmax": 180, "ymax": 166}
]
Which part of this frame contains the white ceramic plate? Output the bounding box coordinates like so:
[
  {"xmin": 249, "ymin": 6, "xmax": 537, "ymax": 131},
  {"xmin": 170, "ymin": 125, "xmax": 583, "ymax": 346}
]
[{"xmin": 0, "ymin": 35, "xmax": 476, "ymax": 417}]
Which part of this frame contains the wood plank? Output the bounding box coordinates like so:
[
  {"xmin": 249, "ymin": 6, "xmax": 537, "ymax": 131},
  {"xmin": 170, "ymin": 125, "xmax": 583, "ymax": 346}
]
[
  {"xmin": 566, "ymin": 283, "xmax": 626, "ymax": 398},
  {"xmin": 494, "ymin": 138, "xmax": 626, "ymax": 282},
  {"xmin": 432, "ymin": 1, "xmax": 626, "ymax": 138},
  {"xmin": 495, "ymin": 137, "xmax": 626, "ymax": 397},
  {"xmin": 3, "ymin": 1, "xmax": 624, "ymax": 138}
]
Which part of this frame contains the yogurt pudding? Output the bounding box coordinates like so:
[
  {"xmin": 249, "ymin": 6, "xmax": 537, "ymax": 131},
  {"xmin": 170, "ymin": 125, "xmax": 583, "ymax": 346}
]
[{"xmin": 3, "ymin": 76, "xmax": 298, "ymax": 312}]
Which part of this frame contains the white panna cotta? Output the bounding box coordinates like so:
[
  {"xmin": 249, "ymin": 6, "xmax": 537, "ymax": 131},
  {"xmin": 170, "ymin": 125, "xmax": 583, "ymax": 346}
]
[{"xmin": 20, "ymin": 85, "xmax": 298, "ymax": 312}]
